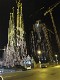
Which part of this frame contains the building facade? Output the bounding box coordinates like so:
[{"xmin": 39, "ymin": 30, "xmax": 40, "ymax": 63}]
[
  {"xmin": 30, "ymin": 20, "xmax": 53, "ymax": 62},
  {"xmin": 3, "ymin": 0, "xmax": 27, "ymax": 67}
]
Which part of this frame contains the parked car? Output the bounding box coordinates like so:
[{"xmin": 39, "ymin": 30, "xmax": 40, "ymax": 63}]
[
  {"xmin": 26, "ymin": 66, "xmax": 31, "ymax": 70},
  {"xmin": 41, "ymin": 63, "xmax": 48, "ymax": 68}
]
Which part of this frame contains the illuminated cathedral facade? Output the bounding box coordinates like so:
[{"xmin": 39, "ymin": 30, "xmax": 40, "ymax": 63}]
[{"xmin": 3, "ymin": 0, "xmax": 27, "ymax": 67}]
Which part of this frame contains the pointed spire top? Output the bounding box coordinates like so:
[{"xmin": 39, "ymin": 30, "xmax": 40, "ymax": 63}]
[
  {"xmin": 16, "ymin": 0, "xmax": 21, "ymax": 3},
  {"xmin": 12, "ymin": 7, "xmax": 14, "ymax": 11},
  {"xmin": 12, "ymin": 7, "xmax": 14, "ymax": 14},
  {"xmin": 10, "ymin": 13, "xmax": 12, "ymax": 15},
  {"xmin": 19, "ymin": 0, "xmax": 20, "ymax": 3}
]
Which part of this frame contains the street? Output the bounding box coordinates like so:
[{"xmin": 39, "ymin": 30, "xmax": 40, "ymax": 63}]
[{"xmin": 1, "ymin": 65, "xmax": 60, "ymax": 80}]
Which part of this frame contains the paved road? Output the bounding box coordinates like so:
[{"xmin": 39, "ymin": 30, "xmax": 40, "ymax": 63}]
[{"xmin": 1, "ymin": 65, "xmax": 60, "ymax": 80}]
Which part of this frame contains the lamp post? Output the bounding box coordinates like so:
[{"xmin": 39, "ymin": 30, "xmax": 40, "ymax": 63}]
[
  {"xmin": 37, "ymin": 50, "xmax": 41, "ymax": 67},
  {"xmin": 37, "ymin": 50, "xmax": 41, "ymax": 62},
  {"xmin": 55, "ymin": 54, "xmax": 57, "ymax": 61},
  {"xmin": 37, "ymin": 50, "xmax": 41, "ymax": 54},
  {"xmin": 55, "ymin": 54, "xmax": 58, "ymax": 64}
]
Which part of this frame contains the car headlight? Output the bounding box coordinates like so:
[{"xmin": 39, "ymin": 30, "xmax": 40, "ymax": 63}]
[
  {"xmin": 46, "ymin": 66, "xmax": 47, "ymax": 67},
  {"xmin": 0, "ymin": 71, "xmax": 2, "ymax": 73}
]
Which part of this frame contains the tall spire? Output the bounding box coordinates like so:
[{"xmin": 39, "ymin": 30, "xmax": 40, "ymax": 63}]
[{"xmin": 3, "ymin": 0, "xmax": 27, "ymax": 67}]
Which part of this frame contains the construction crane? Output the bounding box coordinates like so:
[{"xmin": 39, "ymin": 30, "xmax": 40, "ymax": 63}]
[{"xmin": 44, "ymin": 1, "xmax": 60, "ymax": 52}]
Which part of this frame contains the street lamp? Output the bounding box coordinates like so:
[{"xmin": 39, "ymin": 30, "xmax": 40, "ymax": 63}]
[
  {"xmin": 55, "ymin": 54, "xmax": 58, "ymax": 64},
  {"xmin": 0, "ymin": 49, "xmax": 5, "ymax": 51},
  {"xmin": 37, "ymin": 50, "xmax": 41, "ymax": 68},
  {"xmin": 55, "ymin": 54, "xmax": 57, "ymax": 61},
  {"xmin": 37, "ymin": 50, "xmax": 41, "ymax": 63},
  {"xmin": 37, "ymin": 50, "xmax": 41, "ymax": 55}
]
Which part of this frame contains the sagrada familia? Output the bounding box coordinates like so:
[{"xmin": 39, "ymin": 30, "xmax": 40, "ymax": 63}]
[{"xmin": 3, "ymin": 0, "xmax": 32, "ymax": 67}]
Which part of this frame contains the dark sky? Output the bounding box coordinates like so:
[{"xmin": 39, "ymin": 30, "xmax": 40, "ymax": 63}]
[{"xmin": 0, "ymin": 0, "xmax": 60, "ymax": 55}]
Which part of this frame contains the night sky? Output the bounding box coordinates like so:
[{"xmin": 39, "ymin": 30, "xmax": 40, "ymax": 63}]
[{"xmin": 0, "ymin": 0, "xmax": 60, "ymax": 57}]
